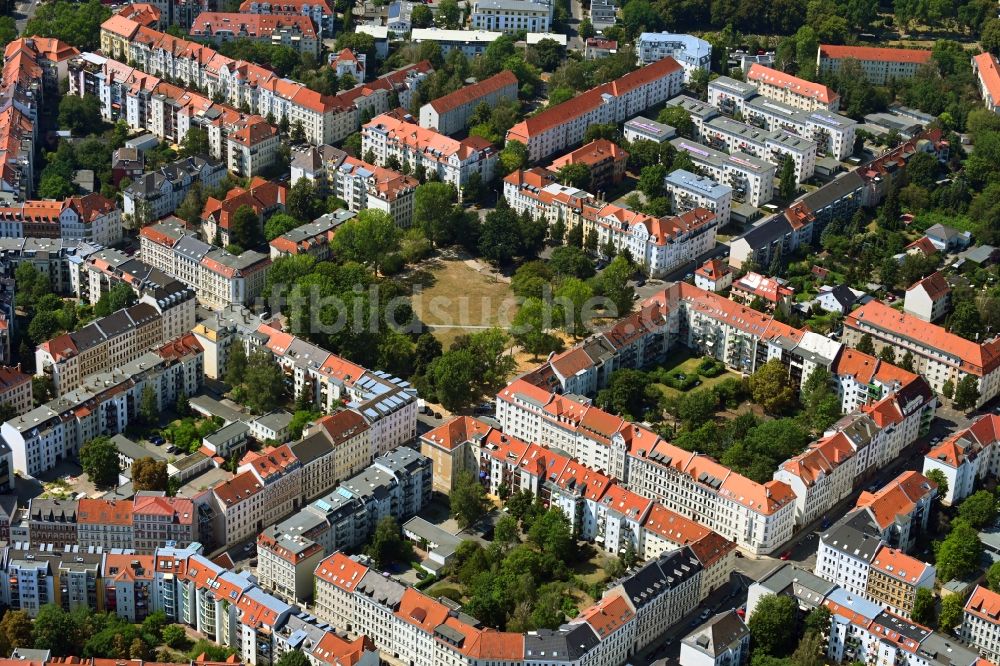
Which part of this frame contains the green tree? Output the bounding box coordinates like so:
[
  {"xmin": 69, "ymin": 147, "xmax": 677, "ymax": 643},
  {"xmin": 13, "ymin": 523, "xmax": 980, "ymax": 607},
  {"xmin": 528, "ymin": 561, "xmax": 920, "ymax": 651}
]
[
  {"xmin": 276, "ymin": 650, "xmax": 311, "ymax": 666},
  {"xmin": 550, "ymin": 246, "xmax": 594, "ymax": 278},
  {"xmin": 26, "ymin": 0, "xmax": 111, "ymax": 51},
  {"xmin": 527, "ymin": 509, "xmax": 574, "ymax": 560},
  {"xmin": 557, "ymin": 163, "xmax": 591, "ymax": 190},
  {"xmin": 228, "ymin": 204, "xmax": 261, "ymax": 250},
  {"xmin": 959, "ymin": 490, "xmax": 997, "ymax": 528},
  {"xmin": 413, "ymin": 181, "xmax": 460, "ymax": 245},
  {"xmin": 911, "ymin": 588, "xmax": 936, "ymax": 626},
  {"xmin": 779, "ymin": 155, "xmax": 797, "ymax": 200},
  {"xmin": 59, "ymin": 95, "xmax": 104, "ymax": 136},
  {"xmin": 595, "ymin": 255, "xmax": 635, "ymax": 316},
  {"xmin": 790, "ymin": 630, "xmax": 825, "ymax": 666},
  {"xmin": 749, "ymin": 359, "xmax": 796, "ymax": 415},
  {"xmin": 411, "ymin": 3, "xmax": 433, "ymax": 26},
  {"xmin": 565, "ymin": 222, "xmax": 583, "ymax": 247},
  {"xmin": 555, "ymin": 277, "xmax": 594, "ymax": 337},
  {"xmin": 32, "ymin": 604, "xmax": 78, "ymax": 656},
  {"xmin": 242, "ymin": 351, "xmax": 285, "ymax": 413},
  {"xmin": 954, "ymin": 375, "xmax": 981, "ymax": 410},
  {"xmin": 499, "ymin": 140, "xmax": 529, "ymax": 174},
  {"xmin": 478, "ymin": 208, "xmax": 523, "ymax": 264},
  {"xmin": 132, "ymin": 457, "xmax": 168, "ymax": 492},
  {"xmin": 264, "ymin": 213, "xmax": 303, "ymax": 241},
  {"xmin": 426, "ymin": 350, "xmax": 478, "ymax": 410},
  {"xmin": 856, "ymin": 333, "xmax": 876, "ymax": 355},
  {"xmin": 94, "ymin": 282, "xmax": 137, "ymax": 318},
  {"xmin": 939, "ymin": 593, "xmax": 965, "ymax": 631},
  {"xmin": 436, "ymin": 0, "xmax": 460, "ymax": 27},
  {"xmin": 949, "ymin": 300, "xmax": 983, "ymax": 341},
  {"xmin": 512, "ymin": 297, "xmax": 558, "ymax": 359},
  {"xmin": 638, "ymin": 164, "xmax": 667, "ymax": 198},
  {"xmin": 597, "ymin": 369, "xmax": 656, "ymax": 421},
  {"xmin": 0, "ymin": 610, "xmax": 33, "ymax": 654},
  {"xmin": 942, "ymin": 379, "xmax": 955, "ymax": 400},
  {"xmin": 365, "ymin": 516, "xmax": 413, "ymax": 569},
  {"xmin": 162, "ymin": 625, "xmax": 187, "ymax": 649},
  {"xmin": 748, "ymin": 594, "xmax": 799, "ymax": 656},
  {"xmin": 139, "ymin": 386, "xmax": 159, "ymax": 424},
  {"xmin": 988, "ymin": 561, "xmax": 1000, "ymax": 590},
  {"xmin": 451, "ymin": 470, "xmax": 489, "ymax": 528},
  {"xmin": 926, "ymin": 468, "xmax": 949, "ymax": 499},
  {"xmin": 225, "ymin": 343, "xmax": 248, "ymax": 387},
  {"xmin": 331, "ymin": 209, "xmax": 401, "ymax": 275},
  {"xmin": 286, "ymin": 178, "xmax": 322, "ymax": 222},
  {"xmin": 658, "ymin": 106, "xmax": 695, "ymax": 138},
  {"xmin": 900, "ymin": 351, "xmax": 915, "ymax": 372},
  {"xmin": 179, "ymin": 127, "xmax": 210, "ymax": 157},
  {"xmin": 0, "ymin": 17, "xmax": 17, "ymax": 54},
  {"xmin": 934, "ymin": 519, "xmax": 983, "ymax": 582},
  {"xmin": 80, "ymin": 436, "xmax": 120, "ymax": 488}
]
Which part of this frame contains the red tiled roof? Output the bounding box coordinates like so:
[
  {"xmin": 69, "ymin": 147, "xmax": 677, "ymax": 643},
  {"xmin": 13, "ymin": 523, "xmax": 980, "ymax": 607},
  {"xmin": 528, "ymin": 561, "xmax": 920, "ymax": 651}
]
[
  {"xmin": 428, "ymin": 70, "xmax": 517, "ymax": 114},
  {"xmin": 819, "ymin": 44, "xmax": 932, "ymax": 65},
  {"xmin": 747, "ymin": 64, "xmax": 838, "ymax": 105},
  {"xmin": 421, "ymin": 415, "xmax": 491, "ymax": 452},
  {"xmin": 855, "ymin": 470, "xmax": 937, "ymax": 530},
  {"xmin": 975, "ymin": 53, "xmax": 1000, "ymax": 108},
  {"xmin": 78, "ymin": 499, "xmax": 133, "ymax": 526},
  {"xmin": 315, "ymin": 552, "xmax": 368, "ymax": 592},
  {"xmin": 907, "ymin": 271, "xmax": 949, "ymax": 300},
  {"xmin": 967, "ymin": 585, "xmax": 1000, "ymax": 624}
]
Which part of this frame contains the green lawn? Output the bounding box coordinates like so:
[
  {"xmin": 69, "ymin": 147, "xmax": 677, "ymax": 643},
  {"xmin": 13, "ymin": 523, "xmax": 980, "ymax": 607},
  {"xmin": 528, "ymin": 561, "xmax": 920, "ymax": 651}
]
[{"xmin": 652, "ymin": 355, "xmax": 742, "ymax": 401}]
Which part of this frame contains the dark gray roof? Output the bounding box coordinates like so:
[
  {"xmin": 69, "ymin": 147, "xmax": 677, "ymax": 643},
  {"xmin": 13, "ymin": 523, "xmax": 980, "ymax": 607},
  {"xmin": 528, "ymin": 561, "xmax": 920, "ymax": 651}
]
[
  {"xmin": 799, "ymin": 170, "xmax": 865, "ymax": 213},
  {"xmin": 619, "ymin": 548, "xmax": 703, "ymax": 611},
  {"xmin": 523, "ymin": 624, "xmax": 600, "ymax": 662},
  {"xmin": 820, "ymin": 509, "xmax": 883, "ymax": 564},
  {"xmin": 355, "ymin": 568, "xmax": 406, "ymax": 608},
  {"xmin": 288, "ymin": 431, "xmax": 334, "ymax": 466},
  {"xmin": 682, "ymin": 610, "xmax": 749, "ymax": 656},
  {"xmin": 736, "ymin": 214, "xmax": 792, "ymax": 247},
  {"xmin": 824, "ymin": 284, "xmax": 857, "ymax": 310}
]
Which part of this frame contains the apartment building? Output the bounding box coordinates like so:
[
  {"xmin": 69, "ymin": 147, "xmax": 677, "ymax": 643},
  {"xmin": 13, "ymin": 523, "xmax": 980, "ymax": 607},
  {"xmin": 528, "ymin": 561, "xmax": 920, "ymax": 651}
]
[
  {"xmin": 707, "ymin": 76, "xmax": 758, "ymax": 116},
  {"xmin": 845, "ymin": 301, "xmax": 1000, "ymax": 407},
  {"xmin": 742, "ymin": 95, "xmax": 857, "ymax": 161},
  {"xmin": 293, "ymin": 410, "xmax": 372, "ymax": 500},
  {"xmin": 201, "ymin": 177, "xmax": 287, "ymax": 247},
  {"xmin": 238, "ymin": 0, "xmax": 335, "ymax": 35},
  {"xmin": 903, "ymin": 271, "xmax": 950, "ymax": 322},
  {"xmin": 34, "ymin": 302, "xmax": 164, "ymax": 395},
  {"xmin": 76, "ymin": 498, "xmax": 134, "ymax": 550},
  {"xmin": 680, "ymin": 611, "xmax": 750, "ymax": 666},
  {"xmin": 549, "ymin": 139, "xmax": 629, "ymax": 191},
  {"xmin": 973, "ymin": 52, "xmax": 1000, "ymax": 114},
  {"xmin": 730, "ymin": 271, "xmax": 794, "ymax": 314},
  {"xmin": 268, "ymin": 211, "xmax": 353, "ymax": 260},
  {"xmin": 362, "ymin": 112, "xmax": 497, "ymax": 193},
  {"xmin": 703, "ymin": 116, "xmax": 817, "ymax": 182},
  {"xmin": 290, "ymin": 145, "xmax": 416, "ymax": 227},
  {"xmin": 0, "ymin": 195, "xmax": 122, "ymax": 246},
  {"xmin": 418, "ymin": 71, "xmax": 518, "ymax": 136},
  {"xmin": 3, "ymin": 342, "xmax": 204, "ymax": 476},
  {"xmin": 190, "ymin": 13, "xmax": 320, "ymax": 57},
  {"xmin": 470, "ymin": 0, "xmax": 552, "ymax": 33},
  {"xmin": 256, "ymin": 528, "xmax": 325, "ymax": 601},
  {"xmin": 506, "ymin": 57, "xmax": 685, "ymax": 161},
  {"xmin": 865, "ymin": 545, "xmax": 935, "ymax": 618},
  {"xmin": 636, "ymin": 33, "xmax": 712, "ymax": 81},
  {"xmin": 624, "ymin": 116, "xmax": 677, "ymax": 144},
  {"xmin": 132, "ymin": 493, "xmax": 197, "ymax": 552},
  {"xmin": 747, "ymin": 64, "xmax": 840, "ymax": 111},
  {"xmin": 671, "ymin": 138, "xmax": 775, "ymax": 207},
  {"xmin": 123, "ymin": 155, "xmax": 226, "ymax": 226},
  {"xmin": 964, "ymin": 585, "xmax": 1000, "ymax": 663},
  {"xmin": 664, "ymin": 169, "xmax": 733, "ymax": 225},
  {"xmin": 694, "ymin": 258, "xmax": 733, "ymax": 293},
  {"xmin": 817, "ymin": 45, "xmax": 932, "ymax": 85},
  {"xmin": 666, "ymin": 96, "xmax": 720, "ymax": 141},
  {"xmin": 923, "ymin": 414, "xmax": 1000, "ymax": 505},
  {"xmin": 420, "ymin": 415, "xmax": 491, "ymax": 493},
  {"xmin": 0, "ymin": 366, "xmax": 33, "ymax": 417},
  {"xmin": 409, "ymin": 28, "xmax": 502, "ymax": 57},
  {"xmin": 774, "ymin": 430, "xmax": 855, "ymax": 527},
  {"xmin": 140, "ymin": 217, "xmax": 272, "ymax": 309}
]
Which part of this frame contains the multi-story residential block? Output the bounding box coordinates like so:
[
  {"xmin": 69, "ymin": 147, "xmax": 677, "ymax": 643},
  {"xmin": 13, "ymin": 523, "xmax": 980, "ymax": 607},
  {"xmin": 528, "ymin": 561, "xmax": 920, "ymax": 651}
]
[
  {"xmin": 201, "ymin": 177, "xmax": 287, "ymax": 247},
  {"xmin": 973, "ymin": 52, "xmax": 1000, "ymax": 114},
  {"xmin": 268, "ymin": 211, "xmax": 353, "ymax": 260},
  {"xmin": 707, "ymin": 76, "xmax": 758, "ymax": 116},
  {"xmin": 362, "ymin": 112, "xmax": 497, "ymax": 193},
  {"xmin": 25, "ymin": 499, "xmax": 79, "ymax": 548},
  {"xmin": 624, "ymin": 116, "xmax": 677, "ymax": 144},
  {"xmin": 133, "ymin": 492, "xmax": 197, "ymax": 552},
  {"xmin": 747, "ymin": 64, "xmax": 840, "ymax": 112},
  {"xmin": 507, "ymin": 57, "xmax": 685, "ymax": 161},
  {"xmin": 77, "ymin": 499, "xmax": 134, "ymax": 550},
  {"xmin": 585, "ymin": 37, "xmax": 618, "ymax": 59},
  {"xmin": 665, "ymin": 95, "xmax": 720, "ymax": 141},
  {"xmin": 845, "ymin": 301, "xmax": 1000, "ymax": 407},
  {"xmin": 817, "ymin": 45, "xmax": 932, "ymax": 85},
  {"xmin": 238, "ymin": 0, "xmax": 335, "ymax": 35},
  {"xmin": 190, "ymin": 13, "xmax": 320, "ymax": 57},
  {"xmin": 34, "ymin": 302, "xmax": 164, "ymax": 395},
  {"xmin": 102, "ymin": 552, "xmax": 155, "ymax": 622},
  {"xmin": 665, "ymin": 169, "xmax": 733, "ymax": 225},
  {"xmin": 924, "ymin": 414, "xmax": 1000, "ymax": 505},
  {"xmin": 419, "ymin": 70, "xmax": 518, "ymax": 136},
  {"xmin": 636, "ymin": 33, "xmax": 711, "ymax": 81},
  {"xmin": 409, "ymin": 28, "xmax": 502, "ymax": 57},
  {"xmin": 671, "ymin": 138, "xmax": 775, "ymax": 207},
  {"xmin": 742, "ymin": 95, "xmax": 856, "ymax": 161},
  {"xmin": 4, "ymin": 341, "xmax": 203, "ymax": 476},
  {"xmin": 331, "ymin": 48, "xmax": 365, "ymax": 82},
  {"xmin": 730, "ymin": 271, "xmax": 794, "ymax": 315},
  {"xmin": 694, "ymin": 258, "xmax": 733, "ymax": 293},
  {"xmin": 470, "ymin": 0, "xmax": 552, "ymax": 33},
  {"xmin": 549, "ymin": 139, "xmax": 629, "ymax": 192},
  {"xmin": 140, "ymin": 217, "xmax": 272, "ymax": 309},
  {"xmin": 420, "ymin": 415, "xmax": 492, "ymax": 494},
  {"xmin": 123, "ymin": 155, "xmax": 226, "ymax": 225},
  {"xmin": 290, "ymin": 145, "xmax": 416, "ymax": 227},
  {"xmin": 296, "ymin": 410, "xmax": 372, "ymax": 498},
  {"xmin": 964, "ymin": 585, "xmax": 1000, "ymax": 663},
  {"xmin": 774, "ymin": 429, "xmax": 855, "ymax": 527},
  {"xmin": 680, "ymin": 610, "xmax": 750, "ymax": 666},
  {"xmin": 854, "ymin": 471, "xmax": 936, "ymax": 553},
  {"xmin": 0, "ymin": 366, "xmax": 33, "ymax": 417},
  {"xmin": 864, "ymin": 545, "xmax": 935, "ymax": 618},
  {"xmin": 703, "ymin": 116, "xmax": 817, "ymax": 182},
  {"xmin": 112, "ymin": 146, "xmax": 145, "ymax": 185},
  {"xmin": 0, "ymin": 195, "xmax": 122, "ymax": 246},
  {"xmin": 903, "ymin": 271, "xmax": 950, "ymax": 322},
  {"xmin": 256, "ymin": 528, "xmax": 326, "ymax": 601}
]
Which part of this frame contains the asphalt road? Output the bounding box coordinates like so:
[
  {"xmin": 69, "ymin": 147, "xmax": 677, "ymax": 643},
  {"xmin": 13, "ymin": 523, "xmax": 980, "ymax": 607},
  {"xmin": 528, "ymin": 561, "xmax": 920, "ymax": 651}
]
[{"xmin": 14, "ymin": 0, "xmax": 39, "ymax": 33}]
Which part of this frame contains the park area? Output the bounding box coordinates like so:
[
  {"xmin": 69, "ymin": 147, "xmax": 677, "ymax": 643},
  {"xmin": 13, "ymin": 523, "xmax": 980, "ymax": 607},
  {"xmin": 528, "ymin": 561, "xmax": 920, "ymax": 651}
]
[{"xmin": 652, "ymin": 352, "xmax": 743, "ymax": 401}]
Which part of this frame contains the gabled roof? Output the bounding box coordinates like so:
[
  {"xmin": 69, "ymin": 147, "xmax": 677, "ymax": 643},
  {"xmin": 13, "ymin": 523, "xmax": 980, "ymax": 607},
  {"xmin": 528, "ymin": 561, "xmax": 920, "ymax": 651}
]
[
  {"xmin": 975, "ymin": 52, "xmax": 1000, "ymax": 108},
  {"xmin": 427, "ymin": 70, "xmax": 517, "ymax": 114},
  {"xmin": 819, "ymin": 44, "xmax": 932, "ymax": 64},
  {"xmin": 747, "ymin": 64, "xmax": 838, "ymax": 105}
]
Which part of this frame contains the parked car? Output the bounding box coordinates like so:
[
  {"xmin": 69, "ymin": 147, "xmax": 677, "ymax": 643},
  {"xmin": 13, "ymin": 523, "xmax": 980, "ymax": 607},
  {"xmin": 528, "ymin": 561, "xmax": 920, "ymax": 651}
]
[{"xmin": 780, "ymin": 550, "xmax": 792, "ymax": 560}]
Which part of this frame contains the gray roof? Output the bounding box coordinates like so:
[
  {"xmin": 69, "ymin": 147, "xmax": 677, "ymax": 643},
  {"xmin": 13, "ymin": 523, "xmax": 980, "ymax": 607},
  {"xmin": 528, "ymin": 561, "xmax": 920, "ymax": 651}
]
[
  {"xmin": 373, "ymin": 446, "xmax": 428, "ymax": 476},
  {"xmin": 754, "ymin": 563, "xmax": 836, "ymax": 607},
  {"xmin": 618, "ymin": 548, "xmax": 703, "ymax": 611},
  {"xmin": 402, "ymin": 516, "xmax": 461, "ymax": 558},
  {"xmin": 735, "ymin": 214, "xmax": 792, "ymax": 249},
  {"xmin": 289, "ymin": 432, "xmax": 335, "ymax": 466},
  {"xmin": 820, "ymin": 509, "xmax": 884, "ymax": 564},
  {"xmin": 111, "ymin": 434, "xmax": 166, "ymax": 462},
  {"xmin": 523, "ymin": 624, "xmax": 600, "ymax": 662},
  {"xmin": 253, "ymin": 410, "xmax": 293, "ymax": 433},
  {"xmin": 666, "ymin": 94, "xmax": 719, "ymax": 120},
  {"xmin": 355, "ymin": 568, "xmax": 406, "ymax": 607},
  {"xmin": 682, "ymin": 610, "xmax": 749, "ymax": 656},
  {"xmin": 799, "ymin": 170, "xmax": 865, "ymax": 213},
  {"xmin": 204, "ymin": 421, "xmax": 250, "ymax": 446},
  {"xmin": 188, "ymin": 395, "xmax": 245, "ymax": 424}
]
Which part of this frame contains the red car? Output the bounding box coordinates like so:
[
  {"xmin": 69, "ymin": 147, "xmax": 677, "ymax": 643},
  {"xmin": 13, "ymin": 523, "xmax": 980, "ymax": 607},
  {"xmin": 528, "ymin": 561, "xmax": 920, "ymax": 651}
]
[{"xmin": 780, "ymin": 550, "xmax": 793, "ymax": 560}]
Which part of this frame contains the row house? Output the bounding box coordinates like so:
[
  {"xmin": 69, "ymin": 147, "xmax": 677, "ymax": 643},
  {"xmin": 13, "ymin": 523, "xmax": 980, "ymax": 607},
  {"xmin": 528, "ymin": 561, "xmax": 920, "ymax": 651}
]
[
  {"xmin": 854, "ymin": 471, "xmax": 937, "ymax": 553},
  {"xmin": 964, "ymin": 585, "xmax": 1000, "ymax": 663},
  {"xmin": 0, "ymin": 195, "xmax": 121, "ymax": 246},
  {"xmin": 0, "ymin": 365, "xmax": 32, "ymax": 418},
  {"xmin": 140, "ymin": 217, "xmax": 272, "ymax": 309},
  {"xmin": 123, "ymin": 155, "xmax": 226, "ymax": 225},
  {"xmin": 671, "ymin": 138, "xmax": 775, "ymax": 207},
  {"xmin": 702, "ymin": 116, "xmax": 816, "ymax": 182},
  {"xmin": 238, "ymin": 444, "xmax": 304, "ymax": 532},
  {"xmin": 268, "ymin": 211, "xmax": 353, "ymax": 260},
  {"xmin": 189, "ymin": 13, "xmax": 320, "ymax": 57},
  {"xmin": 362, "ymin": 112, "xmax": 497, "ymax": 194},
  {"xmin": 506, "ymin": 56, "xmax": 685, "ymax": 162},
  {"xmin": 419, "ymin": 70, "xmax": 519, "ymax": 136},
  {"xmin": 290, "ymin": 144, "xmax": 417, "ymax": 227},
  {"xmin": 746, "ymin": 63, "xmax": 839, "ymax": 112},
  {"xmin": 924, "ymin": 414, "xmax": 1000, "ymax": 505},
  {"xmin": 845, "ymin": 300, "xmax": 1000, "ymax": 408},
  {"xmin": 773, "ymin": 430, "xmax": 856, "ymax": 528},
  {"xmin": 0, "ymin": 544, "xmax": 103, "ymax": 616},
  {"xmin": 77, "ymin": 498, "xmax": 133, "ymax": 550},
  {"xmin": 817, "ymin": 45, "xmax": 931, "ymax": 85},
  {"xmin": 730, "ymin": 271, "xmax": 794, "ymax": 315},
  {"xmin": 3, "ymin": 341, "xmax": 204, "ymax": 477},
  {"xmin": 297, "ymin": 410, "xmax": 373, "ymax": 498},
  {"xmin": 238, "ymin": 0, "xmax": 336, "ymax": 35}
]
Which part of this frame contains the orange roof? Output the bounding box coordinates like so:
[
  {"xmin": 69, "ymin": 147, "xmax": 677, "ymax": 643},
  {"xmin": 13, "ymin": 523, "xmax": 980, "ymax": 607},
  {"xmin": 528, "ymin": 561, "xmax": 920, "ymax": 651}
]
[
  {"xmin": 395, "ymin": 588, "xmax": 450, "ymax": 633},
  {"xmin": 576, "ymin": 593, "xmax": 635, "ymax": 639},
  {"xmin": 428, "ymin": 70, "xmax": 517, "ymax": 114},
  {"xmin": 315, "ymin": 552, "xmax": 369, "ymax": 592},
  {"xmin": 779, "ymin": 431, "xmax": 854, "ymax": 486},
  {"xmin": 421, "ymin": 415, "xmax": 491, "ymax": 452},
  {"xmin": 213, "ymin": 470, "xmax": 263, "ymax": 506},
  {"xmin": 966, "ymin": 585, "xmax": 1000, "ymax": 623},
  {"xmin": 976, "ymin": 53, "xmax": 1000, "ymax": 108},
  {"xmin": 191, "ymin": 12, "xmax": 317, "ymax": 39},
  {"xmin": 77, "ymin": 498, "xmax": 133, "ymax": 526},
  {"xmin": 601, "ymin": 483, "xmax": 651, "ymax": 521},
  {"xmin": 133, "ymin": 495, "xmax": 195, "ymax": 524},
  {"xmin": 158, "ymin": 333, "xmax": 204, "ymax": 361},
  {"xmin": 549, "ymin": 139, "xmax": 628, "ymax": 170},
  {"xmin": 695, "ymin": 258, "xmax": 731, "ymax": 281},
  {"xmin": 833, "ymin": 348, "xmax": 880, "ymax": 384},
  {"xmin": 846, "ymin": 300, "xmax": 1000, "ymax": 376},
  {"xmin": 870, "ymin": 545, "xmax": 931, "ymax": 584},
  {"xmin": 927, "ymin": 414, "xmax": 1000, "ymax": 469},
  {"xmin": 0, "ymin": 365, "xmax": 30, "ymax": 392},
  {"xmin": 904, "ymin": 236, "xmax": 938, "ymax": 257},
  {"xmin": 747, "ymin": 64, "xmax": 838, "ymax": 105},
  {"xmin": 365, "ymin": 112, "xmax": 494, "ymax": 162},
  {"xmin": 855, "ymin": 471, "xmax": 937, "ymax": 530},
  {"xmin": 819, "ymin": 44, "xmax": 932, "ymax": 65},
  {"xmin": 642, "ymin": 502, "xmax": 710, "ymax": 545},
  {"xmin": 238, "ymin": 0, "xmax": 334, "ymax": 13},
  {"xmin": 242, "ymin": 444, "xmax": 298, "ymax": 479},
  {"xmin": 103, "ymin": 553, "xmax": 155, "ymax": 581},
  {"xmin": 313, "ymin": 409, "xmax": 369, "ymax": 446}
]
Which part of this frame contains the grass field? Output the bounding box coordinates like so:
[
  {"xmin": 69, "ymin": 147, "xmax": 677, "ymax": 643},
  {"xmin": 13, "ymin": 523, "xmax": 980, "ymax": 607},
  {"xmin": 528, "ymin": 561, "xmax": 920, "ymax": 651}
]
[
  {"xmin": 404, "ymin": 257, "xmax": 518, "ymax": 350},
  {"xmin": 653, "ymin": 355, "xmax": 742, "ymax": 401}
]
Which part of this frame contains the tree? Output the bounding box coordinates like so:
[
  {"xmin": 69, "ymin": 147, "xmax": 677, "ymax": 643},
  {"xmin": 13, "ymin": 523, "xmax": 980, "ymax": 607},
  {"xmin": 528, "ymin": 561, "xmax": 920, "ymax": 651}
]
[
  {"xmin": 242, "ymin": 351, "xmax": 285, "ymax": 413},
  {"xmin": 954, "ymin": 375, "xmax": 981, "ymax": 410},
  {"xmin": 512, "ymin": 297, "xmax": 558, "ymax": 359},
  {"xmin": 856, "ymin": 334, "xmax": 876, "ymax": 355},
  {"xmin": 939, "ymin": 593, "xmax": 965, "ymax": 631},
  {"xmin": 790, "ymin": 630, "xmax": 825, "ymax": 666},
  {"xmin": 988, "ymin": 561, "xmax": 1000, "ymax": 590},
  {"xmin": 926, "ymin": 468, "xmax": 949, "ymax": 499},
  {"xmin": 25, "ymin": 0, "xmax": 111, "ymax": 52},
  {"xmin": 58, "ymin": 95, "xmax": 104, "ymax": 136},
  {"xmin": 365, "ymin": 516, "xmax": 412, "ymax": 569},
  {"xmin": 80, "ymin": 436, "xmax": 120, "ymax": 489},
  {"xmin": 949, "ymin": 300, "xmax": 983, "ymax": 341},
  {"xmin": 911, "ymin": 588, "xmax": 936, "ymax": 626},
  {"xmin": 555, "ymin": 278, "xmax": 594, "ymax": 337},
  {"xmin": 942, "ymin": 379, "xmax": 955, "ymax": 400},
  {"xmin": 595, "ymin": 255, "xmax": 634, "ymax": 316},
  {"xmin": 179, "ymin": 127, "xmax": 210, "ymax": 157},
  {"xmin": 934, "ymin": 519, "xmax": 983, "ymax": 582},
  {"xmin": 291, "ymin": 120, "xmax": 306, "ymax": 144},
  {"xmin": 527, "ymin": 509, "xmax": 573, "ymax": 560},
  {"xmin": 228, "ymin": 204, "xmax": 261, "ymax": 250},
  {"xmin": 748, "ymin": 594, "xmax": 799, "ymax": 656},
  {"xmin": 499, "ymin": 140, "xmax": 528, "ymax": 174},
  {"xmin": 0, "ymin": 17, "xmax": 17, "ymax": 54},
  {"xmin": 265, "ymin": 213, "xmax": 303, "ymax": 241},
  {"xmin": 0, "ymin": 610, "xmax": 33, "ymax": 655},
  {"xmin": 557, "ymin": 163, "xmax": 591, "ymax": 190},
  {"xmin": 225, "ymin": 343, "xmax": 248, "ymax": 387},
  {"xmin": 982, "ymin": 18, "xmax": 1000, "ymax": 54},
  {"xmin": 597, "ymin": 369, "xmax": 656, "ymax": 421},
  {"xmin": 426, "ymin": 350, "xmax": 478, "ymax": 410},
  {"xmin": 411, "ymin": 3, "xmax": 433, "ymax": 26},
  {"xmin": 658, "ymin": 106, "xmax": 695, "ymax": 138},
  {"xmin": 566, "ymin": 222, "xmax": 583, "ymax": 248},
  {"xmin": 276, "ymin": 650, "xmax": 311, "ymax": 666},
  {"xmin": 436, "ymin": 0, "xmax": 460, "ymax": 26},
  {"xmin": 478, "ymin": 208, "xmax": 522, "ymax": 265},
  {"xmin": 331, "ymin": 209, "xmax": 401, "ymax": 275},
  {"xmin": 287, "ymin": 178, "xmax": 322, "ymax": 222},
  {"xmin": 779, "ymin": 155, "xmax": 797, "ymax": 200},
  {"xmin": 162, "ymin": 625, "xmax": 187, "ymax": 649},
  {"xmin": 638, "ymin": 164, "xmax": 667, "ymax": 198},
  {"xmin": 451, "ymin": 470, "xmax": 489, "ymax": 529},
  {"xmin": 413, "ymin": 181, "xmax": 460, "ymax": 245},
  {"xmin": 32, "ymin": 604, "xmax": 78, "ymax": 656},
  {"xmin": 749, "ymin": 359, "xmax": 796, "ymax": 415},
  {"xmin": 550, "ymin": 246, "xmax": 594, "ymax": 278},
  {"xmin": 959, "ymin": 490, "xmax": 997, "ymax": 528},
  {"xmin": 900, "ymin": 351, "xmax": 915, "ymax": 372},
  {"xmin": 139, "ymin": 386, "xmax": 159, "ymax": 424},
  {"xmin": 132, "ymin": 458, "xmax": 168, "ymax": 492}
]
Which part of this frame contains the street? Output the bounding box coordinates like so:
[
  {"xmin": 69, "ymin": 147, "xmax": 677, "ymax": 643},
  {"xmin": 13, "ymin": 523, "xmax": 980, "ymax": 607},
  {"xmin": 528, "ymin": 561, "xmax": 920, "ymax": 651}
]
[
  {"xmin": 566, "ymin": 0, "xmax": 584, "ymax": 51},
  {"xmin": 13, "ymin": 0, "xmax": 39, "ymax": 33}
]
